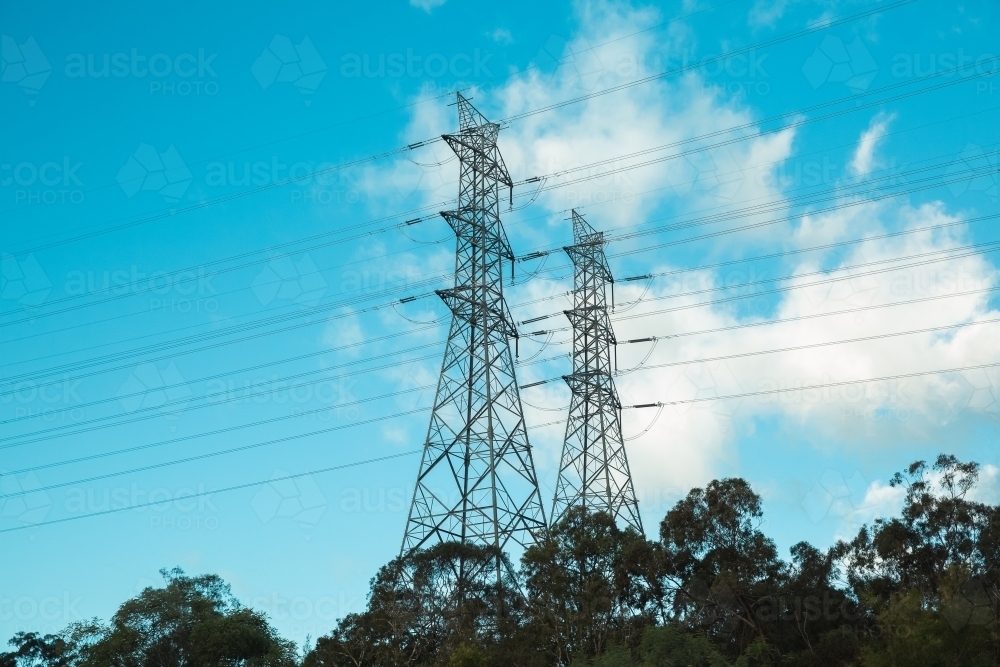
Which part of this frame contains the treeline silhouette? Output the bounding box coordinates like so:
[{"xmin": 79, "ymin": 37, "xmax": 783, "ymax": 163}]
[{"xmin": 4, "ymin": 454, "xmax": 999, "ymax": 666}]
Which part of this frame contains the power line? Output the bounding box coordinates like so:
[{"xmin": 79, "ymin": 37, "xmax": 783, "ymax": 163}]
[
  {"xmin": 627, "ymin": 317, "xmax": 1000, "ymax": 375},
  {"xmin": 0, "ymin": 419, "xmax": 568, "ymax": 534},
  {"xmin": 3, "ymin": 0, "xmax": 745, "ymax": 228},
  {"xmin": 0, "ymin": 286, "xmax": 439, "ymax": 386},
  {"xmin": 0, "ymin": 450, "xmax": 422, "ymax": 534},
  {"xmin": 521, "ymin": 316, "xmax": 1000, "ymax": 388},
  {"xmin": 1, "ymin": 408, "xmax": 432, "ymax": 498},
  {"xmin": 643, "ymin": 286, "xmax": 1000, "ymax": 344},
  {"xmin": 622, "ymin": 240, "xmax": 1000, "ymax": 309},
  {"xmin": 620, "ymin": 360, "xmax": 1000, "ymax": 410},
  {"xmin": 599, "ymin": 165, "xmax": 998, "ymax": 265},
  {"xmin": 517, "ymin": 59, "xmax": 997, "ymax": 193},
  {"xmin": 9, "ymin": 317, "xmax": 1000, "ymax": 519},
  {"xmin": 0, "ymin": 350, "xmax": 443, "ymax": 444},
  {"xmin": 509, "ymin": 212, "xmax": 1000, "ymax": 312},
  {"xmin": 5, "ymin": 69, "xmax": 987, "ymax": 333},
  {"xmin": 516, "ymin": 286, "xmax": 1000, "ymax": 359},
  {"xmin": 0, "ymin": 382, "xmax": 434, "ymax": 451},
  {"xmin": 3, "ymin": 0, "xmax": 890, "ymax": 260},
  {"xmin": 0, "ymin": 266, "xmax": 448, "ymax": 367},
  {"xmin": 0, "ymin": 342, "xmax": 444, "ymax": 427},
  {"xmin": 3, "ymin": 165, "xmax": 993, "ymax": 405},
  {"xmin": 611, "ymin": 245, "xmax": 1000, "ymax": 323},
  {"xmin": 518, "ymin": 145, "xmax": 999, "ymax": 264},
  {"xmin": 540, "ymin": 105, "xmax": 999, "ymax": 244},
  {"xmin": 0, "ymin": 309, "xmax": 436, "ymax": 397},
  {"xmin": 6, "ymin": 153, "xmax": 989, "ymax": 384},
  {"xmin": 8, "ymin": 235, "xmax": 991, "ymax": 452},
  {"xmin": 1, "ymin": 347, "xmax": 566, "ymax": 474},
  {"xmin": 503, "ymin": 0, "xmax": 916, "ymax": 122},
  {"xmin": 0, "ymin": 241, "xmax": 453, "ymax": 349},
  {"xmin": 8, "ymin": 206, "xmax": 993, "ymax": 445},
  {"xmin": 515, "ymin": 237, "xmax": 1000, "ymax": 328}
]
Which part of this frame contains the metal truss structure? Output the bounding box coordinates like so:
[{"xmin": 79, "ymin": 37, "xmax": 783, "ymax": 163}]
[
  {"xmin": 551, "ymin": 210, "xmax": 642, "ymax": 532},
  {"xmin": 402, "ymin": 93, "xmax": 547, "ymax": 582}
]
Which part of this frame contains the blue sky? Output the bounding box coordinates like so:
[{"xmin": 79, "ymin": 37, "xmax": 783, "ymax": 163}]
[{"xmin": 2, "ymin": 0, "xmax": 998, "ymax": 649}]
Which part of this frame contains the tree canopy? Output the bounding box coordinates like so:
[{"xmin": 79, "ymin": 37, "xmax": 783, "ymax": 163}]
[{"xmin": 7, "ymin": 453, "xmax": 999, "ymax": 666}]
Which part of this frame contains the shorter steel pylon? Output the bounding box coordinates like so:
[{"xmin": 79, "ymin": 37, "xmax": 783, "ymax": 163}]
[{"xmin": 551, "ymin": 210, "xmax": 642, "ymax": 532}]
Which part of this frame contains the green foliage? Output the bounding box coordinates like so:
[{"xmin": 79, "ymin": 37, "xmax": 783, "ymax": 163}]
[
  {"xmin": 2, "ymin": 568, "xmax": 295, "ymax": 667},
  {"xmin": 8, "ymin": 453, "xmax": 1000, "ymax": 667},
  {"xmin": 659, "ymin": 478, "xmax": 782, "ymax": 656},
  {"xmin": 521, "ymin": 507, "xmax": 659, "ymax": 665},
  {"xmin": 634, "ymin": 626, "xmax": 729, "ymax": 667},
  {"xmin": 448, "ymin": 643, "xmax": 488, "ymax": 667}
]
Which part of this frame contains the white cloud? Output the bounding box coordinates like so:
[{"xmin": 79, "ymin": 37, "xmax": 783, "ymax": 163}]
[
  {"xmin": 749, "ymin": 0, "xmax": 793, "ymax": 27},
  {"xmin": 971, "ymin": 464, "xmax": 1000, "ymax": 505},
  {"xmin": 410, "ymin": 0, "xmax": 446, "ymax": 12},
  {"xmin": 322, "ymin": 310, "xmax": 365, "ymax": 353},
  {"xmin": 363, "ymin": 0, "xmax": 1000, "ymax": 517},
  {"xmin": 833, "ymin": 480, "xmax": 905, "ymax": 539},
  {"xmin": 850, "ymin": 112, "xmax": 895, "ymax": 177},
  {"xmin": 489, "ymin": 28, "xmax": 514, "ymax": 45}
]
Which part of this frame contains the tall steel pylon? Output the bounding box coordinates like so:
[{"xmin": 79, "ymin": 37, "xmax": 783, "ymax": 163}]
[
  {"xmin": 401, "ymin": 93, "xmax": 547, "ymax": 580},
  {"xmin": 551, "ymin": 210, "xmax": 642, "ymax": 532}
]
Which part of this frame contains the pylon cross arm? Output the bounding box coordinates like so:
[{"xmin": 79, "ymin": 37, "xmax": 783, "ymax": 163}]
[
  {"xmin": 441, "ymin": 133, "xmax": 513, "ymax": 189},
  {"xmin": 436, "ymin": 288, "xmax": 518, "ymax": 339},
  {"xmin": 564, "ymin": 243, "xmax": 613, "ymax": 283}
]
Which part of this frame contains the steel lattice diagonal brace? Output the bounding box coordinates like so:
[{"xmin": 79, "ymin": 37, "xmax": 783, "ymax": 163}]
[
  {"xmin": 552, "ymin": 210, "xmax": 643, "ymax": 533},
  {"xmin": 401, "ymin": 93, "xmax": 547, "ymax": 586}
]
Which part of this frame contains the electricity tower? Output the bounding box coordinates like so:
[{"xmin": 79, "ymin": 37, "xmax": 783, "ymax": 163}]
[
  {"xmin": 401, "ymin": 93, "xmax": 547, "ymax": 581},
  {"xmin": 551, "ymin": 210, "xmax": 642, "ymax": 532}
]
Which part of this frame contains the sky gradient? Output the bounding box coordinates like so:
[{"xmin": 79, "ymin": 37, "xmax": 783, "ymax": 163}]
[{"xmin": 2, "ymin": 0, "xmax": 999, "ymax": 649}]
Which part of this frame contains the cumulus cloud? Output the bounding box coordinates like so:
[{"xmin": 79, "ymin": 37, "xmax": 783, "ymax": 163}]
[
  {"xmin": 971, "ymin": 463, "xmax": 1000, "ymax": 505},
  {"xmin": 489, "ymin": 28, "xmax": 514, "ymax": 45},
  {"xmin": 361, "ymin": 0, "xmax": 1000, "ymax": 525},
  {"xmin": 850, "ymin": 112, "xmax": 895, "ymax": 177},
  {"xmin": 410, "ymin": 0, "xmax": 446, "ymax": 12},
  {"xmin": 832, "ymin": 479, "xmax": 905, "ymax": 539},
  {"xmin": 749, "ymin": 0, "xmax": 794, "ymax": 27}
]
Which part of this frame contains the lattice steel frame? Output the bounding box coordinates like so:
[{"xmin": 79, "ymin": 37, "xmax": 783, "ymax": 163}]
[
  {"xmin": 402, "ymin": 94, "xmax": 547, "ymax": 581},
  {"xmin": 551, "ymin": 210, "xmax": 642, "ymax": 532}
]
